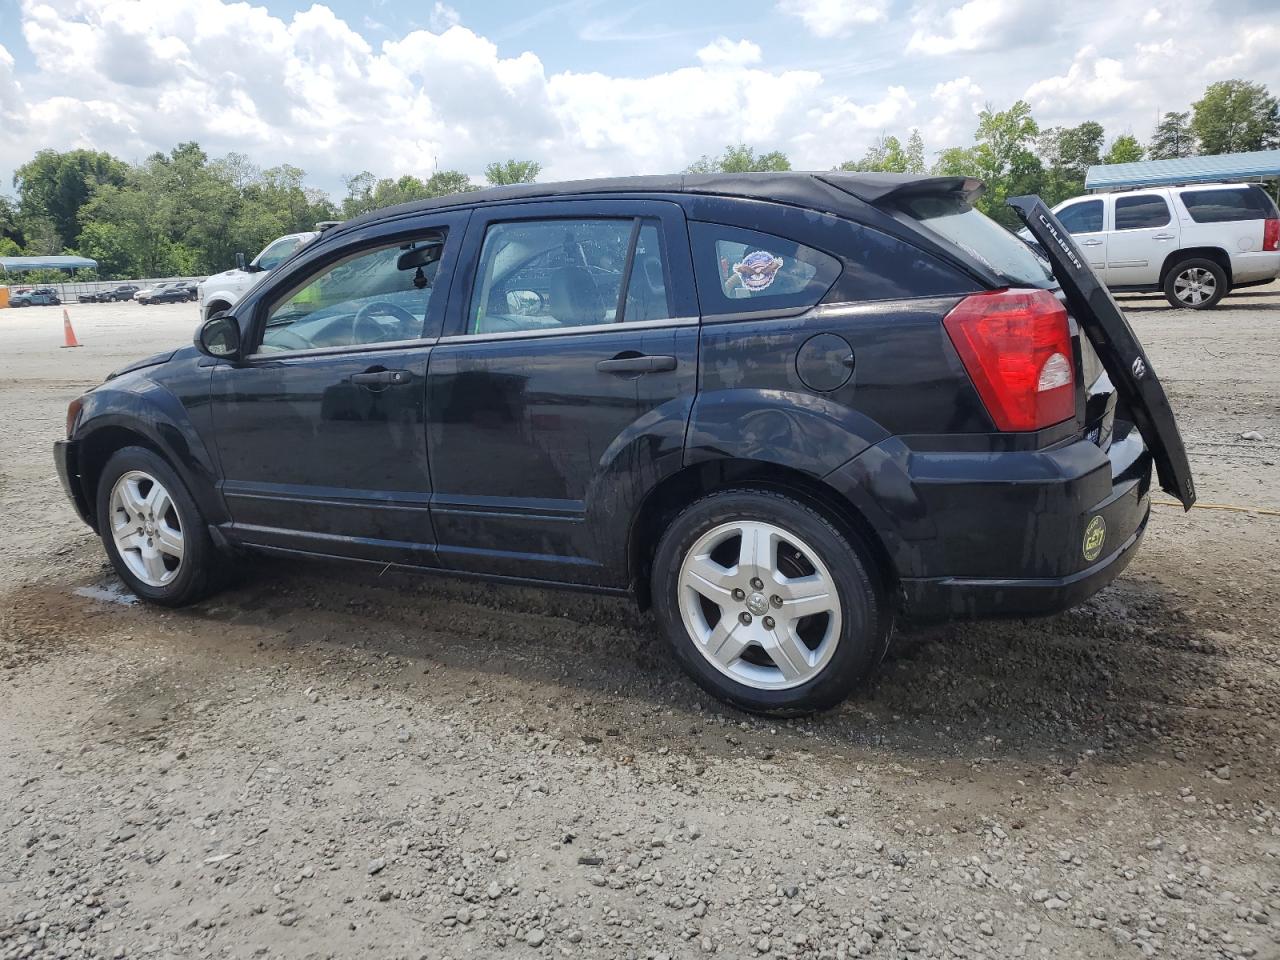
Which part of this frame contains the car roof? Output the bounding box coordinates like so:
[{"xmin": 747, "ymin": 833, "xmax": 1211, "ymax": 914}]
[{"xmin": 335, "ymin": 171, "xmax": 979, "ymax": 236}]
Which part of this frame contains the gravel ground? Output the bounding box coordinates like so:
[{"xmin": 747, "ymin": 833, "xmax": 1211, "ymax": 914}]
[{"xmin": 1, "ymin": 291, "xmax": 1278, "ymax": 960}]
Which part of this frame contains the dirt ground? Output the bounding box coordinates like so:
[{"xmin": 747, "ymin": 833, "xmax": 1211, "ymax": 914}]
[{"xmin": 1, "ymin": 290, "xmax": 1278, "ymax": 960}]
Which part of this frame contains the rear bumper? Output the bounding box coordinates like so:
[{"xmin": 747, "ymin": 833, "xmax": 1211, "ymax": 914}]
[
  {"xmin": 901, "ymin": 504, "xmax": 1147, "ymax": 619},
  {"xmin": 54, "ymin": 439, "xmax": 94, "ymax": 529},
  {"xmin": 826, "ymin": 421, "xmax": 1153, "ymax": 621}
]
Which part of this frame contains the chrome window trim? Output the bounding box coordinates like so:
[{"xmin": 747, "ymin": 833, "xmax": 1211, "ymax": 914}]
[
  {"xmin": 438, "ymin": 315, "xmax": 699, "ymax": 344},
  {"xmin": 244, "ymin": 336, "xmax": 438, "ymax": 362}
]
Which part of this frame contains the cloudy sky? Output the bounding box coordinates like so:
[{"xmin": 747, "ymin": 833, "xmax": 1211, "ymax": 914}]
[{"xmin": 1, "ymin": 0, "xmax": 1278, "ymax": 197}]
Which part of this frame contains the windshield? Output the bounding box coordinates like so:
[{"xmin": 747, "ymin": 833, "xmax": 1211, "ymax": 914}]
[
  {"xmin": 254, "ymin": 236, "xmax": 304, "ymax": 272},
  {"xmin": 898, "ymin": 194, "xmax": 1054, "ymax": 288}
]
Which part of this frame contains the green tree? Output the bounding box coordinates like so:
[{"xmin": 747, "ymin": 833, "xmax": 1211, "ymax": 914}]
[
  {"xmin": 685, "ymin": 144, "xmax": 791, "ymax": 174},
  {"xmin": 838, "ymin": 130, "xmax": 926, "ymax": 174},
  {"xmin": 1191, "ymin": 80, "xmax": 1280, "ymax": 154},
  {"xmin": 1037, "ymin": 121, "xmax": 1103, "ymax": 204},
  {"xmin": 1147, "ymin": 111, "xmax": 1196, "ymax": 160},
  {"xmin": 12, "ymin": 148, "xmax": 128, "ymax": 248},
  {"xmin": 1103, "ymin": 134, "xmax": 1144, "ymax": 164},
  {"xmin": 484, "ymin": 159, "xmax": 541, "ymax": 185}
]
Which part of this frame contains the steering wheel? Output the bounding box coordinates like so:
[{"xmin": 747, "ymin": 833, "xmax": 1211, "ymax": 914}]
[{"xmin": 352, "ymin": 301, "xmax": 418, "ymax": 344}]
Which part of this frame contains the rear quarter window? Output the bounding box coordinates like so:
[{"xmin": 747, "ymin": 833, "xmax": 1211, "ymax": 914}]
[
  {"xmin": 1114, "ymin": 195, "xmax": 1171, "ymax": 230},
  {"xmin": 1180, "ymin": 186, "xmax": 1280, "ymax": 223},
  {"xmin": 690, "ymin": 219, "xmax": 974, "ymax": 317}
]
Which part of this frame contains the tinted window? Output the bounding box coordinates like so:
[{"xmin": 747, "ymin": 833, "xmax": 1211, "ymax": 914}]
[
  {"xmin": 1181, "ymin": 186, "xmax": 1280, "ymax": 223},
  {"xmin": 691, "ymin": 223, "xmax": 840, "ymax": 316},
  {"xmin": 258, "ymin": 234, "xmax": 444, "ymax": 353},
  {"xmin": 897, "ymin": 195, "xmax": 1054, "ymax": 288},
  {"xmin": 468, "ymin": 218, "xmax": 671, "ymax": 335},
  {"xmin": 1114, "ymin": 195, "xmax": 1171, "ymax": 230},
  {"xmin": 1056, "ymin": 199, "xmax": 1104, "ymax": 234}
]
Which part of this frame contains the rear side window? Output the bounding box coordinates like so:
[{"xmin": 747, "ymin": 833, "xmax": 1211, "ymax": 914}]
[
  {"xmin": 1056, "ymin": 199, "xmax": 1104, "ymax": 234},
  {"xmin": 1180, "ymin": 186, "xmax": 1280, "ymax": 223},
  {"xmin": 1114, "ymin": 195, "xmax": 1171, "ymax": 230},
  {"xmin": 690, "ymin": 222, "xmax": 840, "ymax": 316}
]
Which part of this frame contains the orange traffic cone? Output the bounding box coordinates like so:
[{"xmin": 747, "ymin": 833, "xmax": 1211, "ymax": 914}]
[{"xmin": 61, "ymin": 308, "xmax": 82, "ymax": 348}]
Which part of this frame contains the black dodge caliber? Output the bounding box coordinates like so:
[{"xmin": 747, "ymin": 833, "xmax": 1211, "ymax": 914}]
[{"xmin": 54, "ymin": 173, "xmax": 1194, "ymax": 714}]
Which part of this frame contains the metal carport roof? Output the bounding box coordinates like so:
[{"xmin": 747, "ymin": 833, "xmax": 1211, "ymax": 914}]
[
  {"xmin": 0, "ymin": 255, "xmax": 98, "ymax": 273},
  {"xmin": 1085, "ymin": 149, "xmax": 1280, "ymax": 191}
]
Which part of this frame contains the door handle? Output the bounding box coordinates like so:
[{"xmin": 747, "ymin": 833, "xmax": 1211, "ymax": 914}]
[
  {"xmin": 1079, "ymin": 239, "xmax": 1103, "ymax": 246},
  {"xmin": 350, "ymin": 368, "xmax": 412, "ymax": 386},
  {"xmin": 1153, "ymin": 234, "xmax": 1175, "ymax": 240},
  {"xmin": 596, "ymin": 355, "xmax": 678, "ymax": 374}
]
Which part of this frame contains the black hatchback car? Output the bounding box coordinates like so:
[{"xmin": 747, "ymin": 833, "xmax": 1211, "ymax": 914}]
[{"xmin": 54, "ymin": 173, "xmax": 1194, "ymax": 714}]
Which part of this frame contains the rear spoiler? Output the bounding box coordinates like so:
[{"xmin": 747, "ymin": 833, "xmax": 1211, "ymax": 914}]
[{"xmin": 818, "ymin": 173, "xmax": 985, "ymax": 206}]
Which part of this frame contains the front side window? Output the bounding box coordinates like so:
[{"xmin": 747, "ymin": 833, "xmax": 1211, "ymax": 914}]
[
  {"xmin": 1056, "ymin": 199, "xmax": 1104, "ymax": 234},
  {"xmin": 257, "ymin": 234, "xmax": 445, "ymax": 354},
  {"xmin": 468, "ymin": 218, "xmax": 672, "ymax": 335},
  {"xmin": 254, "ymin": 236, "xmax": 304, "ymax": 272},
  {"xmin": 691, "ymin": 222, "xmax": 841, "ymax": 316},
  {"xmin": 1114, "ymin": 195, "xmax": 1171, "ymax": 230}
]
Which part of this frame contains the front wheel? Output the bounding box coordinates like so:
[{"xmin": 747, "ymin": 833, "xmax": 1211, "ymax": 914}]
[
  {"xmin": 1164, "ymin": 258, "xmax": 1227, "ymax": 309},
  {"xmin": 95, "ymin": 446, "xmax": 222, "ymax": 606},
  {"xmin": 652, "ymin": 489, "xmax": 890, "ymax": 715}
]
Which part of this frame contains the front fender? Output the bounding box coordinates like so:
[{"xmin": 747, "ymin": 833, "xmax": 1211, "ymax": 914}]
[{"xmin": 73, "ymin": 374, "xmax": 225, "ymax": 526}]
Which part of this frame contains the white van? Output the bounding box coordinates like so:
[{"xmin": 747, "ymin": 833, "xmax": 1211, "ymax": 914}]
[{"xmin": 1046, "ymin": 183, "xmax": 1280, "ymax": 309}]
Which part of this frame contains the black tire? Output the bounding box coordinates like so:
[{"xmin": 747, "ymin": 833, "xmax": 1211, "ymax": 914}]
[
  {"xmin": 95, "ymin": 446, "xmax": 221, "ymax": 606},
  {"xmin": 651, "ymin": 489, "xmax": 890, "ymax": 716},
  {"xmin": 1163, "ymin": 258, "xmax": 1227, "ymax": 309}
]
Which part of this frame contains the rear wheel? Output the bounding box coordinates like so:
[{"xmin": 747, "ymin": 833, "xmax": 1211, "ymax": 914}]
[
  {"xmin": 1163, "ymin": 258, "xmax": 1227, "ymax": 309},
  {"xmin": 652, "ymin": 489, "xmax": 890, "ymax": 715},
  {"xmin": 95, "ymin": 446, "xmax": 221, "ymax": 606}
]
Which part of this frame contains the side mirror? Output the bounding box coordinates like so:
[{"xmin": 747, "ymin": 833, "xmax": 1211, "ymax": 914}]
[
  {"xmin": 505, "ymin": 289, "xmax": 542, "ymax": 315},
  {"xmin": 235, "ymin": 252, "xmax": 247, "ymax": 271},
  {"xmin": 196, "ymin": 314, "xmax": 242, "ymax": 360}
]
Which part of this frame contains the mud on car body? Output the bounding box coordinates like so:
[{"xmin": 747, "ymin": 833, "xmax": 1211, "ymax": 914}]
[{"xmin": 54, "ymin": 172, "xmax": 1194, "ymax": 715}]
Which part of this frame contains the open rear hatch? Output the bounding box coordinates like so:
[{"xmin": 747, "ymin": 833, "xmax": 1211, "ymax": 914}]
[{"xmin": 1007, "ymin": 195, "xmax": 1195, "ymax": 508}]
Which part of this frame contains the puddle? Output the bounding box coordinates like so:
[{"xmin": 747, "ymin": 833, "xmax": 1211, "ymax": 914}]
[{"xmin": 74, "ymin": 582, "xmax": 139, "ymax": 606}]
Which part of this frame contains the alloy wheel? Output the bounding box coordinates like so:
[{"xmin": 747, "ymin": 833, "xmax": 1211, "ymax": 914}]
[
  {"xmin": 109, "ymin": 470, "xmax": 184, "ymax": 587},
  {"xmin": 677, "ymin": 520, "xmax": 842, "ymax": 690},
  {"xmin": 1173, "ymin": 267, "xmax": 1217, "ymax": 306}
]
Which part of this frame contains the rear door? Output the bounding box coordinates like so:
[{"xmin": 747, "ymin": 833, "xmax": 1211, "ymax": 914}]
[
  {"xmin": 1053, "ymin": 197, "xmax": 1108, "ymax": 275},
  {"xmin": 1105, "ymin": 191, "xmax": 1178, "ymax": 287},
  {"xmin": 425, "ymin": 199, "xmax": 699, "ymax": 585},
  {"xmin": 1009, "ymin": 195, "xmax": 1195, "ymax": 507}
]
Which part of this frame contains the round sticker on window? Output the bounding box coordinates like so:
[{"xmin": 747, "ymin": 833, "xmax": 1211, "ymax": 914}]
[{"xmin": 733, "ymin": 251, "xmax": 785, "ymax": 292}]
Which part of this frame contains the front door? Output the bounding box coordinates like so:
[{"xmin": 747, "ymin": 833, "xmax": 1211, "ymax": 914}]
[
  {"xmin": 1106, "ymin": 192, "xmax": 1178, "ymax": 287},
  {"xmin": 1054, "ymin": 198, "xmax": 1108, "ymax": 275},
  {"xmin": 426, "ymin": 200, "xmax": 699, "ymax": 585},
  {"xmin": 209, "ymin": 212, "xmax": 467, "ymax": 565}
]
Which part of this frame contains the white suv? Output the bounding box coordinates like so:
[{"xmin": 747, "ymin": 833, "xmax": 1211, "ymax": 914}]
[
  {"xmin": 1047, "ymin": 183, "xmax": 1280, "ymax": 309},
  {"xmin": 197, "ymin": 231, "xmax": 320, "ymax": 321}
]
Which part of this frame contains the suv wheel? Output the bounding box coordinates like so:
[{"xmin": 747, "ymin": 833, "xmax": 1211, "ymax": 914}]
[
  {"xmin": 1164, "ymin": 258, "xmax": 1227, "ymax": 309},
  {"xmin": 652, "ymin": 489, "xmax": 889, "ymax": 715},
  {"xmin": 95, "ymin": 446, "xmax": 220, "ymax": 606}
]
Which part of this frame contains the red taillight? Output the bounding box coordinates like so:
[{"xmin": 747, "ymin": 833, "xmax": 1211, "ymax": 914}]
[
  {"xmin": 943, "ymin": 288, "xmax": 1076, "ymax": 432},
  {"xmin": 1264, "ymin": 218, "xmax": 1279, "ymax": 252}
]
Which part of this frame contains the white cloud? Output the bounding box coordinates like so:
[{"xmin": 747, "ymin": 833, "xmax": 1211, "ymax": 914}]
[
  {"xmin": 777, "ymin": 0, "xmax": 887, "ymax": 38},
  {"xmin": 696, "ymin": 37, "xmax": 763, "ymax": 67},
  {"xmin": 1024, "ymin": 45, "xmax": 1140, "ymax": 122},
  {"xmin": 926, "ymin": 75, "xmax": 984, "ymax": 147},
  {"xmin": 907, "ymin": 0, "xmax": 1048, "ymax": 56}
]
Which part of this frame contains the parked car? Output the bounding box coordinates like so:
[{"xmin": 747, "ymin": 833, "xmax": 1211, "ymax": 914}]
[
  {"xmin": 141, "ymin": 282, "xmax": 198, "ymax": 304},
  {"xmin": 133, "ymin": 282, "xmax": 171, "ymax": 302},
  {"xmin": 78, "ymin": 284, "xmax": 140, "ymax": 303},
  {"xmin": 1026, "ymin": 182, "xmax": 1280, "ymax": 309},
  {"xmin": 10, "ymin": 286, "xmax": 61, "ymax": 306},
  {"xmin": 54, "ymin": 173, "xmax": 1194, "ymax": 714},
  {"xmin": 198, "ymin": 230, "xmax": 322, "ymax": 321}
]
